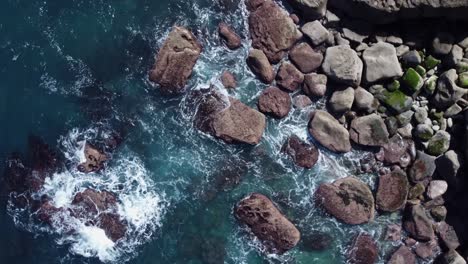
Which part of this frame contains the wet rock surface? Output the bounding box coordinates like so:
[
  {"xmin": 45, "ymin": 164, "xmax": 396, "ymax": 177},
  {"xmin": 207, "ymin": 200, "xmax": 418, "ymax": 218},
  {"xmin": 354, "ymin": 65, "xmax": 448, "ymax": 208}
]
[
  {"xmin": 281, "ymin": 135, "xmax": 319, "ymax": 169},
  {"xmin": 376, "ymin": 169, "xmax": 409, "ymax": 212},
  {"xmin": 347, "ymin": 233, "xmax": 378, "ymax": 264},
  {"xmin": 258, "ymin": 86, "xmax": 291, "ymax": 119}
]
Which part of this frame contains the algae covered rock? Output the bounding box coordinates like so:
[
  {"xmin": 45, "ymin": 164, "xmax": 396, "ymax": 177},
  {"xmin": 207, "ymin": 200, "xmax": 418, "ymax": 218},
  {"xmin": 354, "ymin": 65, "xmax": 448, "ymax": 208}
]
[
  {"xmin": 427, "ymin": 131, "xmax": 450, "ymax": 156},
  {"xmin": 375, "ymin": 89, "xmax": 413, "ymax": 114},
  {"xmin": 402, "ymin": 68, "xmax": 423, "ymax": 93}
]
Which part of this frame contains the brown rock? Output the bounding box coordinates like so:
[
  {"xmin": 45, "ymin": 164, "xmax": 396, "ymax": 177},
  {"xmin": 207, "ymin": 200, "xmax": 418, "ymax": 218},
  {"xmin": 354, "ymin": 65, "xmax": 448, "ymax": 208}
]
[
  {"xmin": 292, "ymin": 95, "xmax": 312, "ymax": 109},
  {"xmin": 149, "ymin": 26, "xmax": 202, "ymax": 94},
  {"xmin": 289, "ymin": 43, "xmax": 323, "ymax": 73},
  {"xmin": 347, "ymin": 233, "xmax": 378, "ymax": 264},
  {"xmin": 349, "ymin": 114, "xmax": 389, "ymax": 147},
  {"xmin": 415, "ymin": 240, "xmax": 439, "ymax": 259},
  {"xmin": 403, "ymin": 204, "xmax": 435, "ymax": 241},
  {"xmin": 258, "ymin": 86, "xmax": 291, "ymax": 118},
  {"xmin": 276, "ymin": 62, "xmax": 304, "ymax": 92},
  {"xmin": 375, "ymin": 134, "xmax": 414, "ymax": 168},
  {"xmin": 72, "ymin": 189, "xmax": 118, "ymax": 219},
  {"xmin": 218, "ymin": 22, "xmax": 242, "ymax": 50},
  {"xmin": 303, "ymin": 73, "xmax": 327, "ymax": 97},
  {"xmin": 248, "ymin": 0, "xmax": 302, "ymax": 63},
  {"xmin": 97, "ymin": 213, "xmax": 127, "ymax": 242},
  {"xmin": 221, "ymin": 71, "xmax": 237, "ymax": 89},
  {"xmin": 247, "ymin": 49, "xmax": 275, "ymax": 83},
  {"xmin": 376, "ymin": 169, "xmax": 409, "ymax": 212},
  {"xmin": 388, "ymin": 245, "xmax": 416, "ymax": 264},
  {"xmin": 282, "ymin": 135, "xmax": 320, "ymax": 168},
  {"xmin": 235, "ymin": 193, "xmax": 300, "ymax": 253},
  {"xmin": 315, "ymin": 177, "xmax": 374, "ymax": 225},
  {"xmin": 437, "ymin": 221, "xmax": 460, "ymax": 250},
  {"xmin": 78, "ymin": 143, "xmax": 107, "ymax": 173}
]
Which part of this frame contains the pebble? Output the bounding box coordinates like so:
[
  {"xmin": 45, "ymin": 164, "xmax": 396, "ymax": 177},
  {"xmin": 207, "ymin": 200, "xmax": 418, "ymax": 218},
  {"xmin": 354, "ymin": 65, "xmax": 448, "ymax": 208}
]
[{"xmin": 433, "ymin": 125, "xmax": 440, "ymax": 131}]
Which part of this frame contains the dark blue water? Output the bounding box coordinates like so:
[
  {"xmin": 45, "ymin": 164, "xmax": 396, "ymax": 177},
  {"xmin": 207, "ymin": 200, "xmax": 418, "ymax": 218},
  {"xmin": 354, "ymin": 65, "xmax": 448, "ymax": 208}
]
[{"xmin": 0, "ymin": 0, "xmax": 401, "ymax": 263}]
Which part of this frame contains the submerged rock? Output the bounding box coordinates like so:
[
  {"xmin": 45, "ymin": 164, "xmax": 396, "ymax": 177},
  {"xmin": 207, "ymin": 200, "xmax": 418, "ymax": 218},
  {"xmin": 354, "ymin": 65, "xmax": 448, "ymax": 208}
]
[
  {"xmin": 347, "ymin": 233, "xmax": 378, "ymax": 264},
  {"xmin": 195, "ymin": 90, "xmax": 266, "ymax": 145},
  {"xmin": 349, "ymin": 114, "xmax": 389, "ymax": 147},
  {"xmin": 149, "ymin": 26, "xmax": 202, "ymax": 94},
  {"xmin": 302, "ymin": 231, "xmax": 333, "ymax": 251},
  {"xmin": 376, "ymin": 169, "xmax": 409, "ymax": 212},
  {"xmin": 97, "ymin": 213, "xmax": 128, "ymax": 242},
  {"xmin": 322, "ymin": 45, "xmax": 363, "ymax": 87},
  {"xmin": 78, "ymin": 143, "xmax": 107, "ymax": 173},
  {"xmin": 235, "ymin": 193, "xmax": 300, "ymax": 253},
  {"xmin": 257, "ymin": 86, "xmax": 291, "ymax": 118},
  {"xmin": 315, "ymin": 177, "xmax": 374, "ymax": 225},
  {"xmin": 248, "ymin": 0, "xmax": 302, "ymax": 63},
  {"xmin": 282, "ymin": 135, "xmax": 319, "ymax": 169},
  {"xmin": 218, "ymin": 22, "xmax": 241, "ymax": 50},
  {"xmin": 220, "ymin": 71, "xmax": 236, "ymax": 89},
  {"xmin": 308, "ymin": 110, "xmax": 351, "ymax": 153}
]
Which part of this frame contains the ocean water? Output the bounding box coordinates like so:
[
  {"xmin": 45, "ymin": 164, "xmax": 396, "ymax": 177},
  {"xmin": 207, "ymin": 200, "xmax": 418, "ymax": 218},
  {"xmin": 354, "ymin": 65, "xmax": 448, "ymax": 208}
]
[{"xmin": 0, "ymin": 0, "xmax": 402, "ymax": 263}]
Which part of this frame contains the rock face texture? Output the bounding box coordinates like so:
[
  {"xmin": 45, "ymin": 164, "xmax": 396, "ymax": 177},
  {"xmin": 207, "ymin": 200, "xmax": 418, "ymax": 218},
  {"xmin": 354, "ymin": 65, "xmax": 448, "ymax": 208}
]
[
  {"xmin": 347, "ymin": 233, "xmax": 379, "ymax": 264},
  {"xmin": 376, "ymin": 169, "xmax": 409, "ymax": 212},
  {"xmin": 258, "ymin": 86, "xmax": 291, "ymax": 119},
  {"xmin": 322, "ymin": 45, "xmax": 363, "ymax": 87},
  {"xmin": 282, "ymin": 135, "xmax": 320, "ymax": 168},
  {"xmin": 328, "ymin": 0, "xmax": 468, "ymax": 24},
  {"xmin": 315, "ymin": 177, "xmax": 375, "ymax": 225},
  {"xmin": 403, "ymin": 204, "xmax": 435, "ymax": 241},
  {"xmin": 78, "ymin": 143, "xmax": 107, "ymax": 173},
  {"xmin": 308, "ymin": 110, "xmax": 351, "ymax": 153},
  {"xmin": 362, "ymin": 42, "xmax": 403, "ymax": 83},
  {"xmin": 195, "ymin": 90, "xmax": 266, "ymax": 145},
  {"xmin": 235, "ymin": 193, "xmax": 300, "ymax": 253},
  {"xmin": 248, "ymin": 0, "xmax": 302, "ymax": 63},
  {"xmin": 247, "ymin": 49, "xmax": 275, "ymax": 84},
  {"xmin": 289, "ymin": 43, "xmax": 323, "ymax": 73},
  {"xmin": 287, "ymin": 0, "xmax": 328, "ymax": 20},
  {"xmin": 149, "ymin": 26, "xmax": 202, "ymax": 94},
  {"xmin": 350, "ymin": 114, "xmax": 389, "ymax": 147},
  {"xmin": 276, "ymin": 62, "xmax": 304, "ymax": 92}
]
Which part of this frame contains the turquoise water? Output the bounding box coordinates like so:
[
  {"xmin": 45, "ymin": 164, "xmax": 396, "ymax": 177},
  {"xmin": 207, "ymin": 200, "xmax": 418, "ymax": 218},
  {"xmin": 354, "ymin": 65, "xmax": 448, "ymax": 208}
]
[{"xmin": 0, "ymin": 0, "xmax": 401, "ymax": 263}]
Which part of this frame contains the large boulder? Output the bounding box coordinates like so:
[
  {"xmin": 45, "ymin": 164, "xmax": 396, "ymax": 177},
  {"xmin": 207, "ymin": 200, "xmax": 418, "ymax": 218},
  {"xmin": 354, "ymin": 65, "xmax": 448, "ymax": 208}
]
[
  {"xmin": 149, "ymin": 26, "xmax": 202, "ymax": 94},
  {"xmin": 248, "ymin": 0, "xmax": 302, "ymax": 63},
  {"xmin": 347, "ymin": 233, "xmax": 379, "ymax": 264},
  {"xmin": 235, "ymin": 193, "xmax": 300, "ymax": 253},
  {"xmin": 308, "ymin": 110, "xmax": 351, "ymax": 153},
  {"xmin": 247, "ymin": 49, "xmax": 275, "ymax": 83},
  {"xmin": 195, "ymin": 90, "xmax": 266, "ymax": 145},
  {"xmin": 258, "ymin": 86, "xmax": 291, "ymax": 118},
  {"xmin": 315, "ymin": 177, "xmax": 375, "ymax": 225},
  {"xmin": 329, "ymin": 87, "xmax": 355, "ymax": 114},
  {"xmin": 282, "ymin": 135, "xmax": 320, "ymax": 169},
  {"xmin": 303, "ymin": 73, "xmax": 327, "ymax": 97},
  {"xmin": 388, "ymin": 245, "xmax": 416, "ymax": 264},
  {"xmin": 403, "ymin": 204, "xmax": 435, "ymax": 241},
  {"xmin": 276, "ymin": 62, "xmax": 304, "ymax": 92},
  {"xmin": 322, "ymin": 45, "xmax": 363, "ymax": 87},
  {"xmin": 375, "ymin": 134, "xmax": 414, "ymax": 168},
  {"xmin": 289, "ymin": 42, "xmax": 323, "ymax": 73},
  {"xmin": 350, "ymin": 114, "xmax": 389, "ymax": 147},
  {"xmin": 328, "ymin": 0, "xmax": 468, "ymax": 24},
  {"xmin": 287, "ymin": 0, "xmax": 328, "ymax": 20},
  {"xmin": 77, "ymin": 143, "xmax": 107, "ymax": 173},
  {"xmin": 362, "ymin": 42, "xmax": 403, "ymax": 83},
  {"xmin": 376, "ymin": 169, "xmax": 409, "ymax": 212}
]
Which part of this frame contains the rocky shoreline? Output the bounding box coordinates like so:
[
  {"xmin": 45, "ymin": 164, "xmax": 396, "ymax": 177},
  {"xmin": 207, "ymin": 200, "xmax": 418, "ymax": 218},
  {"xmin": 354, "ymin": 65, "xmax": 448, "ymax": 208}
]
[{"xmin": 150, "ymin": 0, "xmax": 468, "ymax": 262}]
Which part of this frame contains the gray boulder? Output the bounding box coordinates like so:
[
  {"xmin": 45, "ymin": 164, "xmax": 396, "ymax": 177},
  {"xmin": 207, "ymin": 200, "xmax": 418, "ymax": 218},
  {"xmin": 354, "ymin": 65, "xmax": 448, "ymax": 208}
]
[
  {"xmin": 363, "ymin": 42, "xmax": 403, "ymax": 83},
  {"xmin": 301, "ymin": 21, "xmax": 330, "ymax": 46},
  {"xmin": 322, "ymin": 45, "xmax": 363, "ymax": 87},
  {"xmin": 303, "ymin": 73, "xmax": 327, "ymax": 97},
  {"xmin": 433, "ymin": 69, "xmax": 468, "ymax": 110},
  {"xmin": 287, "ymin": 0, "xmax": 328, "ymax": 20},
  {"xmin": 439, "ymin": 249, "xmax": 466, "ymax": 264},
  {"xmin": 354, "ymin": 87, "xmax": 375, "ymax": 113},
  {"xmin": 350, "ymin": 114, "xmax": 389, "ymax": 147},
  {"xmin": 409, "ymin": 151, "xmax": 436, "ymax": 183},
  {"xmin": 308, "ymin": 110, "xmax": 351, "ymax": 153},
  {"xmin": 329, "ymin": 87, "xmax": 354, "ymax": 114},
  {"xmin": 427, "ymin": 130, "xmax": 451, "ymax": 156},
  {"xmin": 432, "ymin": 32, "xmax": 454, "ymax": 56},
  {"xmin": 436, "ymin": 150, "xmax": 461, "ymax": 185}
]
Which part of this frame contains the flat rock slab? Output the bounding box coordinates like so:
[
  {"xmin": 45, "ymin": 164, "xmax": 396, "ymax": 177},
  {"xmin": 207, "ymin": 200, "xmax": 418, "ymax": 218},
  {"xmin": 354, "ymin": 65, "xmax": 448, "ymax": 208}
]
[
  {"xmin": 315, "ymin": 177, "xmax": 374, "ymax": 225},
  {"xmin": 235, "ymin": 193, "xmax": 300, "ymax": 253},
  {"xmin": 363, "ymin": 42, "xmax": 403, "ymax": 83},
  {"xmin": 149, "ymin": 26, "xmax": 202, "ymax": 94},
  {"xmin": 308, "ymin": 110, "xmax": 351, "ymax": 153}
]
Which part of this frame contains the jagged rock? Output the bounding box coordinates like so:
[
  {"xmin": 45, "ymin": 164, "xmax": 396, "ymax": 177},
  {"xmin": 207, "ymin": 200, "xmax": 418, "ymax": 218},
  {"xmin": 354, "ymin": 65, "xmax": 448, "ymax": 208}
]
[
  {"xmin": 194, "ymin": 90, "xmax": 266, "ymax": 145},
  {"xmin": 301, "ymin": 21, "xmax": 329, "ymax": 46},
  {"xmin": 276, "ymin": 62, "xmax": 304, "ymax": 92},
  {"xmin": 235, "ymin": 193, "xmax": 301, "ymax": 253},
  {"xmin": 282, "ymin": 135, "xmax": 319, "ymax": 168},
  {"xmin": 287, "ymin": 0, "xmax": 328, "ymax": 20},
  {"xmin": 329, "ymin": 87, "xmax": 355, "ymax": 114},
  {"xmin": 308, "ymin": 110, "xmax": 351, "ymax": 153},
  {"xmin": 327, "ymin": 0, "xmax": 468, "ymax": 24},
  {"xmin": 303, "ymin": 73, "xmax": 327, "ymax": 97},
  {"xmin": 78, "ymin": 143, "xmax": 107, "ymax": 173},
  {"xmin": 433, "ymin": 69, "xmax": 468, "ymax": 110},
  {"xmin": 354, "ymin": 87, "xmax": 375, "ymax": 113},
  {"xmin": 363, "ymin": 42, "xmax": 403, "ymax": 83},
  {"xmin": 349, "ymin": 114, "xmax": 389, "ymax": 147},
  {"xmin": 322, "ymin": 45, "xmax": 363, "ymax": 87},
  {"xmin": 388, "ymin": 245, "xmax": 416, "ymax": 264},
  {"xmin": 347, "ymin": 233, "xmax": 378, "ymax": 264},
  {"xmin": 427, "ymin": 130, "xmax": 451, "ymax": 156},
  {"xmin": 221, "ymin": 71, "xmax": 237, "ymax": 89},
  {"xmin": 218, "ymin": 22, "xmax": 241, "ymax": 50},
  {"xmin": 409, "ymin": 151, "xmax": 436, "ymax": 183},
  {"xmin": 258, "ymin": 86, "xmax": 291, "ymax": 118},
  {"xmin": 149, "ymin": 26, "xmax": 202, "ymax": 94},
  {"xmin": 315, "ymin": 177, "xmax": 374, "ymax": 225},
  {"xmin": 426, "ymin": 180, "xmax": 448, "ymax": 199},
  {"xmin": 247, "ymin": 49, "xmax": 275, "ymax": 83},
  {"xmin": 289, "ymin": 42, "xmax": 323, "ymax": 73},
  {"xmin": 72, "ymin": 189, "xmax": 118, "ymax": 219},
  {"xmin": 248, "ymin": 0, "xmax": 302, "ymax": 63},
  {"xmin": 403, "ymin": 204, "xmax": 435, "ymax": 241},
  {"xmin": 376, "ymin": 169, "xmax": 409, "ymax": 212},
  {"xmin": 96, "ymin": 212, "xmax": 127, "ymax": 242}
]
